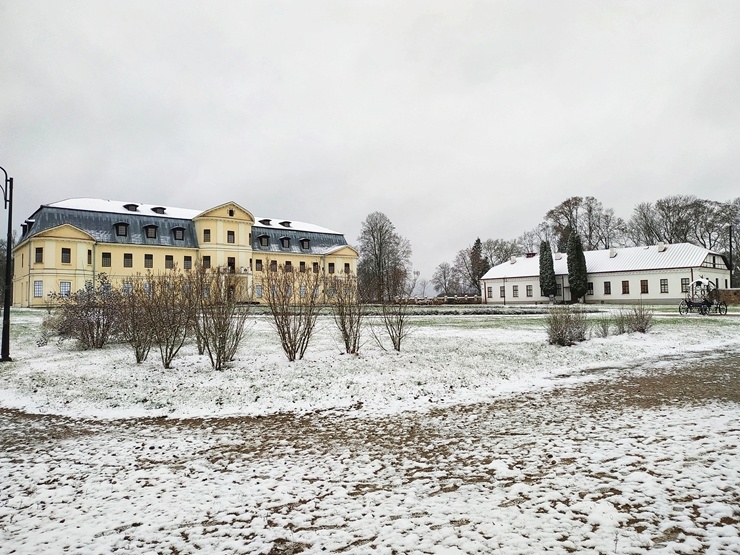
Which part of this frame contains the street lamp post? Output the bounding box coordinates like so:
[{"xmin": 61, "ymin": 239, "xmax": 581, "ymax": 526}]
[{"xmin": 0, "ymin": 166, "xmax": 13, "ymax": 362}]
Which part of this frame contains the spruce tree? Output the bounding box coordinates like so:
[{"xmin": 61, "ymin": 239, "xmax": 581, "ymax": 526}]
[
  {"xmin": 470, "ymin": 237, "xmax": 490, "ymax": 294},
  {"xmin": 567, "ymin": 232, "xmax": 588, "ymax": 301},
  {"xmin": 539, "ymin": 241, "xmax": 557, "ymax": 299}
]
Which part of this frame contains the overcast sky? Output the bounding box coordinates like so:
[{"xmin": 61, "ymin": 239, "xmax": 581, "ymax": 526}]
[{"xmin": 2, "ymin": 1, "xmax": 739, "ymax": 279}]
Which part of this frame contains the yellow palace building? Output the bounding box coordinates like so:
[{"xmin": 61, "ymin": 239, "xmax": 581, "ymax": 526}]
[{"xmin": 12, "ymin": 198, "xmax": 358, "ymax": 307}]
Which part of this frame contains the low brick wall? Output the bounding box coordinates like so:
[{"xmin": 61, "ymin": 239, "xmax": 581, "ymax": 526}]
[{"xmin": 717, "ymin": 289, "xmax": 740, "ymax": 305}]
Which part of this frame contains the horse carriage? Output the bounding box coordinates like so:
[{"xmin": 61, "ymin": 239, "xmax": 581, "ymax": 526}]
[{"xmin": 678, "ymin": 279, "xmax": 727, "ymax": 315}]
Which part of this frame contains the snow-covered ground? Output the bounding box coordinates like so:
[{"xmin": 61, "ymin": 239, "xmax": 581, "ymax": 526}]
[
  {"xmin": 1, "ymin": 307, "xmax": 739, "ymax": 554},
  {"xmin": 1, "ymin": 308, "xmax": 739, "ymax": 419}
]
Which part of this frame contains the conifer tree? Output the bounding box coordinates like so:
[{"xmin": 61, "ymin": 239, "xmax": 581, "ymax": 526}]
[
  {"xmin": 539, "ymin": 240, "xmax": 557, "ymax": 299},
  {"xmin": 567, "ymin": 232, "xmax": 588, "ymax": 301},
  {"xmin": 470, "ymin": 237, "xmax": 490, "ymax": 294}
]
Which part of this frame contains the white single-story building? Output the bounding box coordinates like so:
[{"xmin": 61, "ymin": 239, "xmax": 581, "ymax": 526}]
[{"xmin": 480, "ymin": 242, "xmax": 731, "ymax": 305}]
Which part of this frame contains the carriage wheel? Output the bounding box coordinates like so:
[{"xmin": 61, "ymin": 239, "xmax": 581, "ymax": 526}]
[
  {"xmin": 718, "ymin": 301, "xmax": 728, "ymax": 315},
  {"xmin": 678, "ymin": 300, "xmax": 688, "ymax": 315}
]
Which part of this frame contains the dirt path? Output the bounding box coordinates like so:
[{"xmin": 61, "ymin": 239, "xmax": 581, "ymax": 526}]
[{"xmin": 1, "ymin": 355, "xmax": 739, "ymax": 554}]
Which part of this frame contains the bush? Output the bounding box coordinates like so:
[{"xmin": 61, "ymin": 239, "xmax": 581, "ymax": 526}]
[
  {"xmin": 545, "ymin": 305, "xmax": 589, "ymax": 346},
  {"xmin": 45, "ymin": 274, "xmax": 123, "ymax": 349},
  {"xmin": 612, "ymin": 303, "xmax": 654, "ymax": 334},
  {"xmin": 625, "ymin": 301, "xmax": 654, "ymax": 333},
  {"xmin": 613, "ymin": 309, "xmax": 628, "ymax": 335},
  {"xmin": 593, "ymin": 314, "xmax": 611, "ymax": 338}
]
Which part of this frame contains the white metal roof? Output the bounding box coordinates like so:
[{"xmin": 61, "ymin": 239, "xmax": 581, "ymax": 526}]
[
  {"xmin": 481, "ymin": 243, "xmax": 724, "ymax": 280},
  {"xmin": 46, "ymin": 198, "xmax": 341, "ymax": 235}
]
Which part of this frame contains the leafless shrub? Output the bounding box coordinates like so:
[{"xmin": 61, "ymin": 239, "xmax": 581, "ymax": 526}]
[
  {"xmin": 545, "ymin": 305, "xmax": 589, "ymax": 346},
  {"xmin": 45, "ymin": 274, "xmax": 123, "ymax": 349},
  {"xmin": 613, "ymin": 309, "xmax": 628, "ymax": 335},
  {"xmin": 370, "ymin": 269, "xmax": 417, "ymax": 352},
  {"xmin": 326, "ymin": 273, "xmax": 363, "ymax": 354},
  {"xmin": 184, "ymin": 264, "xmax": 209, "ymax": 356},
  {"xmin": 142, "ymin": 269, "xmax": 197, "ymax": 369},
  {"xmin": 262, "ymin": 261, "xmax": 322, "ymax": 361},
  {"xmin": 593, "ymin": 314, "xmax": 612, "ymax": 338},
  {"xmin": 625, "ymin": 301, "xmax": 654, "ymax": 333},
  {"xmin": 120, "ymin": 277, "xmax": 154, "ymax": 363},
  {"xmin": 191, "ymin": 265, "xmax": 253, "ymax": 370}
]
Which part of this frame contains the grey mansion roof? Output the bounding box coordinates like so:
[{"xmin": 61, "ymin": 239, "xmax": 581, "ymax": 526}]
[
  {"xmin": 19, "ymin": 198, "xmax": 350, "ymax": 254},
  {"xmin": 481, "ymin": 243, "xmax": 728, "ymax": 281}
]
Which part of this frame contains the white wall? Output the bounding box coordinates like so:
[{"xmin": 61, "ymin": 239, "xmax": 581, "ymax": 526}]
[{"xmin": 482, "ymin": 266, "xmax": 730, "ymax": 305}]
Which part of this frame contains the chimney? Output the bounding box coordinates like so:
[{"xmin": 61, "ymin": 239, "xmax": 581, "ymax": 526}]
[
  {"xmin": 609, "ymin": 247, "xmax": 617, "ymax": 258},
  {"xmin": 657, "ymin": 242, "xmax": 667, "ymax": 252},
  {"xmin": 554, "ymin": 252, "xmax": 562, "ymax": 260},
  {"xmin": 510, "ymin": 256, "xmax": 517, "ymax": 264}
]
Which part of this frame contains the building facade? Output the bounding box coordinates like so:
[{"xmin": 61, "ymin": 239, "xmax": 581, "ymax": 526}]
[
  {"xmin": 13, "ymin": 198, "xmax": 358, "ymax": 307},
  {"xmin": 480, "ymin": 242, "xmax": 730, "ymax": 305}
]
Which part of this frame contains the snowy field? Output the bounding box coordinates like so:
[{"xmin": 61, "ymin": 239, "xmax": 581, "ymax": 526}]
[{"xmin": 1, "ymin": 307, "xmax": 739, "ymax": 554}]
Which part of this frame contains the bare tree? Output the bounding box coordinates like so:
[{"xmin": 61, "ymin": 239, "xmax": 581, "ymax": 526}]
[
  {"xmin": 120, "ymin": 276, "xmax": 154, "ymax": 363},
  {"xmin": 543, "ymin": 196, "xmax": 626, "ymax": 251},
  {"xmin": 517, "ymin": 223, "xmax": 551, "ymax": 254},
  {"xmin": 262, "ymin": 261, "xmax": 322, "ymax": 361},
  {"xmin": 653, "ymin": 195, "xmax": 696, "ymax": 243},
  {"xmin": 416, "ymin": 278, "xmax": 429, "ymax": 298},
  {"xmin": 452, "ymin": 247, "xmax": 478, "ymax": 294},
  {"xmin": 546, "ymin": 196, "xmax": 583, "ymax": 251},
  {"xmin": 371, "ymin": 269, "xmax": 417, "ymax": 352},
  {"xmin": 327, "ymin": 273, "xmax": 363, "ymax": 354},
  {"xmin": 195, "ymin": 266, "xmax": 253, "ymax": 370},
  {"xmin": 627, "ymin": 201, "xmax": 662, "ymax": 246},
  {"xmin": 357, "ymin": 212, "xmax": 412, "ymax": 302},
  {"xmin": 594, "ymin": 206, "xmax": 627, "ymax": 248},
  {"xmin": 431, "ymin": 262, "xmax": 458, "ymax": 296},
  {"xmin": 143, "ymin": 269, "xmax": 197, "ymax": 369},
  {"xmin": 482, "ymin": 238, "xmax": 521, "ymax": 267}
]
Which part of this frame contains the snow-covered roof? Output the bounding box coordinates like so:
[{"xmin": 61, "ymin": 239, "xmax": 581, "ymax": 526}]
[
  {"xmin": 481, "ymin": 243, "xmax": 726, "ymax": 280},
  {"xmin": 45, "ymin": 198, "xmax": 342, "ymax": 235},
  {"xmin": 252, "ymin": 217, "xmax": 340, "ymax": 235},
  {"xmin": 47, "ymin": 198, "xmax": 202, "ymax": 220}
]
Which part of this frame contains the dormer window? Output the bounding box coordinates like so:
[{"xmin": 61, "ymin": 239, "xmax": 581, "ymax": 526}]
[
  {"xmin": 172, "ymin": 227, "xmax": 185, "ymax": 241},
  {"xmin": 123, "ymin": 203, "xmax": 139, "ymax": 212},
  {"xmin": 279, "ymin": 221, "xmax": 291, "ymax": 228},
  {"xmin": 151, "ymin": 206, "xmax": 166, "ymax": 215},
  {"xmin": 115, "ymin": 222, "xmax": 129, "ymax": 237},
  {"xmin": 300, "ymin": 238, "xmax": 310, "ymax": 250},
  {"xmin": 259, "ymin": 235, "xmax": 269, "ymax": 247},
  {"xmin": 259, "ymin": 219, "xmax": 272, "ymax": 226},
  {"xmin": 144, "ymin": 225, "xmax": 158, "ymax": 239},
  {"xmin": 280, "ymin": 237, "xmax": 291, "ymax": 249}
]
